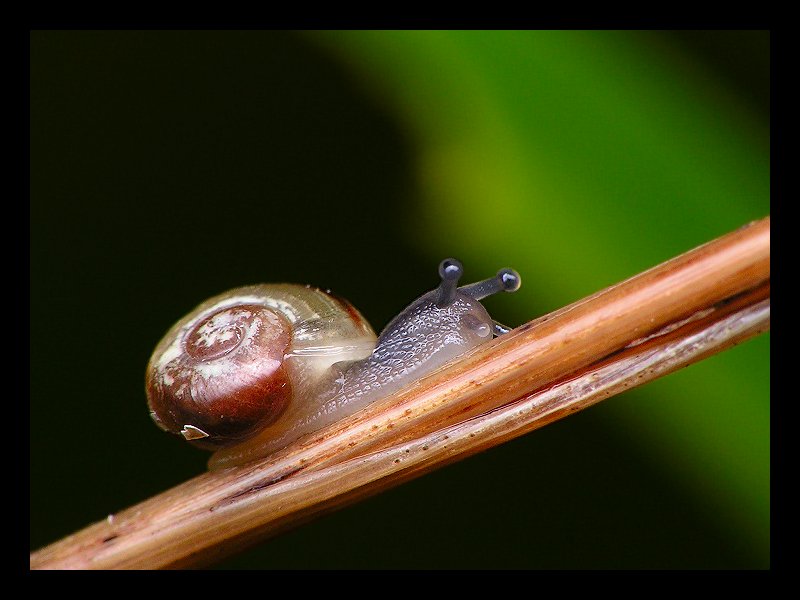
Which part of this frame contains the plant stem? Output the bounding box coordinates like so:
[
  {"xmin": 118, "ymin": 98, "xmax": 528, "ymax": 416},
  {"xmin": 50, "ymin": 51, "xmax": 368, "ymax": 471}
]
[{"xmin": 30, "ymin": 217, "xmax": 770, "ymax": 570}]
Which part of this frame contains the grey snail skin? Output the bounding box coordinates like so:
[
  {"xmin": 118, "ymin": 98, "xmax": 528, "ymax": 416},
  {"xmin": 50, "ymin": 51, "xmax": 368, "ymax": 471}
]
[{"xmin": 145, "ymin": 259, "xmax": 521, "ymax": 470}]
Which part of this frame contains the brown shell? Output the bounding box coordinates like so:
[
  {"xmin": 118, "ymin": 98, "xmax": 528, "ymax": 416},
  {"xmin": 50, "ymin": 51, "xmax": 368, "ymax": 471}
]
[
  {"xmin": 145, "ymin": 284, "xmax": 378, "ymax": 450},
  {"xmin": 146, "ymin": 302, "xmax": 293, "ymax": 449}
]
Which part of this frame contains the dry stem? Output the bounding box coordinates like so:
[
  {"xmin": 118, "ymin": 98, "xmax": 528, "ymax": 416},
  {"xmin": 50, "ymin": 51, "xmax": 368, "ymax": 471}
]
[{"xmin": 30, "ymin": 217, "xmax": 770, "ymax": 569}]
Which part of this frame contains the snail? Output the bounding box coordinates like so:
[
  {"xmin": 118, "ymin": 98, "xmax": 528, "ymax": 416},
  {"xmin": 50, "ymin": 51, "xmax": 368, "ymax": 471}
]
[{"xmin": 146, "ymin": 259, "xmax": 521, "ymax": 469}]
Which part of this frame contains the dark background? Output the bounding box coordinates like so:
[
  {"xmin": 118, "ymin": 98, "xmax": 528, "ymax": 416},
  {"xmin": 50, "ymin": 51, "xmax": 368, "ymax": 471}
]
[{"xmin": 30, "ymin": 30, "xmax": 769, "ymax": 569}]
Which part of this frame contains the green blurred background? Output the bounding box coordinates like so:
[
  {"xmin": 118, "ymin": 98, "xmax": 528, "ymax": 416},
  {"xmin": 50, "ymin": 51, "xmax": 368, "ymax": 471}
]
[{"xmin": 30, "ymin": 30, "xmax": 769, "ymax": 569}]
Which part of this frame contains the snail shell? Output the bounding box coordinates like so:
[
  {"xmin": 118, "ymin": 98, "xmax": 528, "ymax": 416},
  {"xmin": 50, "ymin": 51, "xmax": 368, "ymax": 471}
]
[{"xmin": 146, "ymin": 284, "xmax": 376, "ymax": 449}]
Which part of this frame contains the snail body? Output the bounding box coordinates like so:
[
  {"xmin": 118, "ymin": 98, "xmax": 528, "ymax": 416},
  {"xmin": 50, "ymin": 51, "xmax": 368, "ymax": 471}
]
[{"xmin": 146, "ymin": 259, "xmax": 520, "ymax": 470}]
